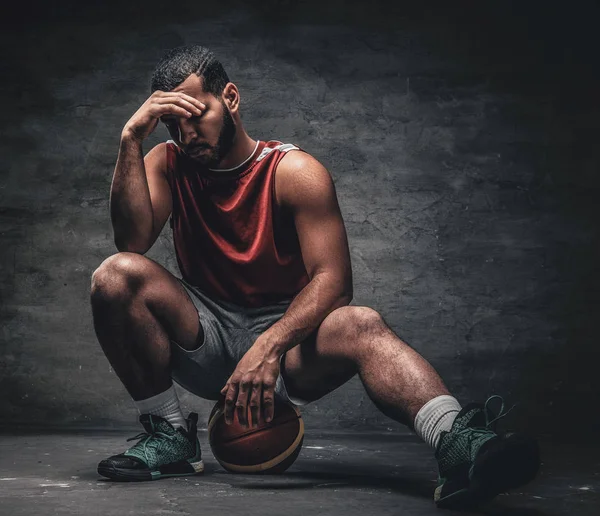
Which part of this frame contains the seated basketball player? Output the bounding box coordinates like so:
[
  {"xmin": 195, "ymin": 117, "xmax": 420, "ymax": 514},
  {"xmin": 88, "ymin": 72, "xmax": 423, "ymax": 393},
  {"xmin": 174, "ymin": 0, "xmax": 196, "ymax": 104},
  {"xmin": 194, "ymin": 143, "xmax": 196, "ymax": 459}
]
[{"xmin": 90, "ymin": 46, "xmax": 539, "ymax": 508}]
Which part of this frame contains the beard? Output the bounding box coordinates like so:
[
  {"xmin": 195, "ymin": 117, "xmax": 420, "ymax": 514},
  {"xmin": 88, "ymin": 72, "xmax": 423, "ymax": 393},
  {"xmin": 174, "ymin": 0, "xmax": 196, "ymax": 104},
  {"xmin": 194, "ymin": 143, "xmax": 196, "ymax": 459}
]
[{"xmin": 188, "ymin": 102, "xmax": 237, "ymax": 168}]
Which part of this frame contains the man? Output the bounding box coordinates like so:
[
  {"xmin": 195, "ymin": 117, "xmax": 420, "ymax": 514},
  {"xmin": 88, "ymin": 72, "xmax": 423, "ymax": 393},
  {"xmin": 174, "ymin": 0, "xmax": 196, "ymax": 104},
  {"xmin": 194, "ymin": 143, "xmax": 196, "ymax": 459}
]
[{"xmin": 90, "ymin": 45, "xmax": 539, "ymax": 508}]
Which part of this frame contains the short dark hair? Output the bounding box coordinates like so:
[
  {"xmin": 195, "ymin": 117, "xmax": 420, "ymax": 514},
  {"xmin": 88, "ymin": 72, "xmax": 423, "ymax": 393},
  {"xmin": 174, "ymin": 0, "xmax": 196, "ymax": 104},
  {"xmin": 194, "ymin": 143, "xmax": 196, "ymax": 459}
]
[{"xmin": 150, "ymin": 45, "xmax": 230, "ymax": 97}]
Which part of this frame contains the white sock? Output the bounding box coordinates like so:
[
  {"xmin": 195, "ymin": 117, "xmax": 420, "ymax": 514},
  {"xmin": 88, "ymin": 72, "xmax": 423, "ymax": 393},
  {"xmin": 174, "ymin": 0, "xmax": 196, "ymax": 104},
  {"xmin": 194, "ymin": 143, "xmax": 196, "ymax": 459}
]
[
  {"xmin": 414, "ymin": 395, "xmax": 462, "ymax": 449},
  {"xmin": 133, "ymin": 385, "xmax": 187, "ymax": 430}
]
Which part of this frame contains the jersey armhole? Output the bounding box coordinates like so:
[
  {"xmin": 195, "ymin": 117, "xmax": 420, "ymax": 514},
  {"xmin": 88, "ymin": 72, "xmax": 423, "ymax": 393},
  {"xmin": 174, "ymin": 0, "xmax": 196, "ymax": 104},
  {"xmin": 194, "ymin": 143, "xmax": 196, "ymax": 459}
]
[{"xmin": 165, "ymin": 140, "xmax": 179, "ymax": 230}]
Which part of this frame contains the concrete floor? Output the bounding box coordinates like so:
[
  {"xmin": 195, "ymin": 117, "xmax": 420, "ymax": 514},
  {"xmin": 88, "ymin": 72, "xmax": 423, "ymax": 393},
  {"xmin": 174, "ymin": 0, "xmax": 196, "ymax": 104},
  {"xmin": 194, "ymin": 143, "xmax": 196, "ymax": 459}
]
[{"xmin": 0, "ymin": 431, "xmax": 597, "ymax": 516}]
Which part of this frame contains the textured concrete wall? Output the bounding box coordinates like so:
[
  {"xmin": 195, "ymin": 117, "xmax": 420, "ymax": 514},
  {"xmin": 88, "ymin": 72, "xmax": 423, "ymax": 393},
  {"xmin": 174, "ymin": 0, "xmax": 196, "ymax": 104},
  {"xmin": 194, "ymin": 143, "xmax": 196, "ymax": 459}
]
[{"xmin": 1, "ymin": 1, "xmax": 598, "ymax": 437}]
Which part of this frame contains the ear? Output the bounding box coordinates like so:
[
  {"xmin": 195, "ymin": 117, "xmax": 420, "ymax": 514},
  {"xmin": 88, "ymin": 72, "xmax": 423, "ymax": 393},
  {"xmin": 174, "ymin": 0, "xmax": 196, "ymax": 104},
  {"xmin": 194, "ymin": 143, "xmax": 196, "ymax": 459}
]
[{"xmin": 222, "ymin": 82, "xmax": 240, "ymax": 114}]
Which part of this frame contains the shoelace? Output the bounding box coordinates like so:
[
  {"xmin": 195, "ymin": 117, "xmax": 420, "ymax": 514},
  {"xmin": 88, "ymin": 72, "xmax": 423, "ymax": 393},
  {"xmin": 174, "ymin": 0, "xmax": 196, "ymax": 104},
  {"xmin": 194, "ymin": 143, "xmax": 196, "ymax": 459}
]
[
  {"xmin": 482, "ymin": 395, "xmax": 515, "ymax": 429},
  {"xmin": 126, "ymin": 416, "xmax": 178, "ymax": 466},
  {"xmin": 453, "ymin": 395, "xmax": 516, "ymax": 450}
]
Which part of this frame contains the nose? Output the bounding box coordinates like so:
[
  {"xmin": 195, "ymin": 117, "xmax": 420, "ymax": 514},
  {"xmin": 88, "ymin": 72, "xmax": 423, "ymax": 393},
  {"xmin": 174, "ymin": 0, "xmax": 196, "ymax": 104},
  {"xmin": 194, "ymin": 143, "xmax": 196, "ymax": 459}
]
[{"xmin": 176, "ymin": 118, "xmax": 198, "ymax": 146}]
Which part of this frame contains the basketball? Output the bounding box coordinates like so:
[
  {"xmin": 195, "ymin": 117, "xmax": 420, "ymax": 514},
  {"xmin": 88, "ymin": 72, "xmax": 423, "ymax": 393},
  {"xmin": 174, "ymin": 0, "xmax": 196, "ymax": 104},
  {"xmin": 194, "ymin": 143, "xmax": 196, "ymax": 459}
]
[{"xmin": 207, "ymin": 397, "xmax": 304, "ymax": 474}]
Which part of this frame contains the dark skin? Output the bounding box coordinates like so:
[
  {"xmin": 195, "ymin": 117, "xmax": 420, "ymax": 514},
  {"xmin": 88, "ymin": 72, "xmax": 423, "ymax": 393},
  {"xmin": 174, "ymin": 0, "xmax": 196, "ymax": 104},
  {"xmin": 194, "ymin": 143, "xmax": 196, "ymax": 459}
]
[
  {"xmin": 102, "ymin": 72, "xmax": 449, "ymax": 431},
  {"xmin": 219, "ymin": 149, "xmax": 354, "ymax": 426},
  {"xmin": 113, "ymin": 73, "xmax": 353, "ymax": 427}
]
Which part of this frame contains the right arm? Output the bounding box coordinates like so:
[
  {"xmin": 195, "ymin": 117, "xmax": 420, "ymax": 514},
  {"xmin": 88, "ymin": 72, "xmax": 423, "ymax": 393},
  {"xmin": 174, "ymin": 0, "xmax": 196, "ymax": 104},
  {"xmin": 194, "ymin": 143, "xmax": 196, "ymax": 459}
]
[
  {"xmin": 110, "ymin": 137, "xmax": 171, "ymax": 254},
  {"xmin": 109, "ymin": 91, "xmax": 205, "ymax": 254}
]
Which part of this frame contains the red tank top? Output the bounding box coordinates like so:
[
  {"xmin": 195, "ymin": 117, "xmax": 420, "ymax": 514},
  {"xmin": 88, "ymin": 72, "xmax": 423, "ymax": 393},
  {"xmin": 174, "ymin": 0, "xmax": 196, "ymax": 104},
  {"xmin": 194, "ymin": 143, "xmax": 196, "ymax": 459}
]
[{"xmin": 165, "ymin": 139, "xmax": 310, "ymax": 307}]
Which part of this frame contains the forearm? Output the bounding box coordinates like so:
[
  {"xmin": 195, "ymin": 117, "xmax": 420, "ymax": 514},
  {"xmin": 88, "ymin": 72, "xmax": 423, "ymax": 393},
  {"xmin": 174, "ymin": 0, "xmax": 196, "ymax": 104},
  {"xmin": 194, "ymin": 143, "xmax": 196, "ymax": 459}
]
[
  {"xmin": 110, "ymin": 133, "xmax": 154, "ymax": 252},
  {"xmin": 261, "ymin": 272, "xmax": 353, "ymax": 359}
]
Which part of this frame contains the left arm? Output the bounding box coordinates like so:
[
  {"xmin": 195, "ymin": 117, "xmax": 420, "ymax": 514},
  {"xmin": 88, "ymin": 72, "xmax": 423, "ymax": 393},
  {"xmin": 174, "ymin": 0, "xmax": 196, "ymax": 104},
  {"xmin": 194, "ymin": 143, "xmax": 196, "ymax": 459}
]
[
  {"xmin": 220, "ymin": 151, "xmax": 353, "ymax": 426},
  {"xmin": 261, "ymin": 150, "xmax": 354, "ymax": 356}
]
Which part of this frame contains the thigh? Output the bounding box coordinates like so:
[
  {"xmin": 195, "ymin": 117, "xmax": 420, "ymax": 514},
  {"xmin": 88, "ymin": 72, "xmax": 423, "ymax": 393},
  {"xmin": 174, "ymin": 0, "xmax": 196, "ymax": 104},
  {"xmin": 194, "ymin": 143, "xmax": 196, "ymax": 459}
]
[{"xmin": 94, "ymin": 252, "xmax": 202, "ymax": 351}]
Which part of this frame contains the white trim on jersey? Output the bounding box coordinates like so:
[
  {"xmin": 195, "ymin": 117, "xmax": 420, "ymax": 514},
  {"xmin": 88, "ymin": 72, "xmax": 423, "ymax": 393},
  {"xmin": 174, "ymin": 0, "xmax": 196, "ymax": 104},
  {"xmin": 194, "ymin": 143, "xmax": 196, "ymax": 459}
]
[
  {"xmin": 208, "ymin": 139, "xmax": 260, "ymax": 172},
  {"xmin": 256, "ymin": 142, "xmax": 299, "ymax": 162},
  {"xmin": 166, "ymin": 139, "xmax": 299, "ymax": 167}
]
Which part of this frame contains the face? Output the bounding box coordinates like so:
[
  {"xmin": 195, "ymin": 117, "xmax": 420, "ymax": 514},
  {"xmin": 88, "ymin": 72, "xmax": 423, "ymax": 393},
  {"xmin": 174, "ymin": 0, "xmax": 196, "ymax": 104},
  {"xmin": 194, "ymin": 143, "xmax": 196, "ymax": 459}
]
[{"xmin": 161, "ymin": 74, "xmax": 237, "ymax": 167}]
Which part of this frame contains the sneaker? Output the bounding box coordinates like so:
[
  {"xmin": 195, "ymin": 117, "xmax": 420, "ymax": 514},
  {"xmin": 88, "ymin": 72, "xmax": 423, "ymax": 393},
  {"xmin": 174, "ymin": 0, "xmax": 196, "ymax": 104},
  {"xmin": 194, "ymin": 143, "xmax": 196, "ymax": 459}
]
[
  {"xmin": 97, "ymin": 412, "xmax": 204, "ymax": 481},
  {"xmin": 434, "ymin": 395, "xmax": 540, "ymax": 509}
]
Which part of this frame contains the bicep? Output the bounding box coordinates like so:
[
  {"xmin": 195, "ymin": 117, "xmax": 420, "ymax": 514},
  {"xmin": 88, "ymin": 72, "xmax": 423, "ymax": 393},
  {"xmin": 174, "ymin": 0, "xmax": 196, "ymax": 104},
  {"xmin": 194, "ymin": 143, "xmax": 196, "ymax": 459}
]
[
  {"xmin": 144, "ymin": 143, "xmax": 173, "ymax": 244},
  {"xmin": 279, "ymin": 153, "xmax": 352, "ymax": 291}
]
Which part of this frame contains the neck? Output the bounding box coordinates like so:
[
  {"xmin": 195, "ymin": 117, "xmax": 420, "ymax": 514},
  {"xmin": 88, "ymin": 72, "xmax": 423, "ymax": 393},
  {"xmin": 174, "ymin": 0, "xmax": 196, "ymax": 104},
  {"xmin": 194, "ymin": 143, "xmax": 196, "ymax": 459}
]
[{"xmin": 210, "ymin": 130, "xmax": 257, "ymax": 171}]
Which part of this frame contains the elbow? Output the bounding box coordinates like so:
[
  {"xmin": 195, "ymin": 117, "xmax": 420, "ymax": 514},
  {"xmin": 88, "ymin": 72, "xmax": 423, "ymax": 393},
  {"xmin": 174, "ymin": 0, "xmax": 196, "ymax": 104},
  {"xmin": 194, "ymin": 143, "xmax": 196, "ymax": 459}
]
[
  {"xmin": 339, "ymin": 292, "xmax": 353, "ymax": 307},
  {"xmin": 336, "ymin": 285, "xmax": 353, "ymax": 308},
  {"xmin": 321, "ymin": 272, "xmax": 352, "ymax": 308},
  {"xmin": 341, "ymin": 276, "xmax": 353, "ymax": 304},
  {"xmin": 114, "ymin": 235, "xmax": 149, "ymax": 255}
]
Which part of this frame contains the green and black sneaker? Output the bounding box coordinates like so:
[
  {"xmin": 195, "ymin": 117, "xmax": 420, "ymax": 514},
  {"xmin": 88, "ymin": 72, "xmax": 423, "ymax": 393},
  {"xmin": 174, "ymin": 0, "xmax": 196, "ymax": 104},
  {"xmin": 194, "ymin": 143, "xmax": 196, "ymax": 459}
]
[
  {"xmin": 97, "ymin": 412, "xmax": 204, "ymax": 481},
  {"xmin": 434, "ymin": 395, "xmax": 540, "ymax": 509}
]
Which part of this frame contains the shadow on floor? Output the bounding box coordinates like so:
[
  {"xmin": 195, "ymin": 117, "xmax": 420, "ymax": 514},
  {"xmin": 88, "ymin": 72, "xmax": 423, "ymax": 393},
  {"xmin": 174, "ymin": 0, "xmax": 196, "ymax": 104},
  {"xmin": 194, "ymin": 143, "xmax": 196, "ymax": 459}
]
[{"xmin": 206, "ymin": 465, "xmax": 549, "ymax": 516}]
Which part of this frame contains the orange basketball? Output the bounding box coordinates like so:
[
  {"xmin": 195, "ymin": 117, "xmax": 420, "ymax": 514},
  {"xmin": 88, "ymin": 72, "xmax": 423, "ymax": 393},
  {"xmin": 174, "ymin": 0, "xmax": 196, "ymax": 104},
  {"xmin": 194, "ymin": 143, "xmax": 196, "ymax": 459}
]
[{"xmin": 208, "ymin": 397, "xmax": 304, "ymax": 474}]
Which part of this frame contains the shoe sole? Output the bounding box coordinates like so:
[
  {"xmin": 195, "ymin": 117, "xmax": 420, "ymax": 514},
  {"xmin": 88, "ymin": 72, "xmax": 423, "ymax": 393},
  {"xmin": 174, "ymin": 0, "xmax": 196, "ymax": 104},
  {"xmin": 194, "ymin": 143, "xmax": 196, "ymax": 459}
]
[
  {"xmin": 435, "ymin": 434, "xmax": 540, "ymax": 509},
  {"xmin": 98, "ymin": 459, "xmax": 204, "ymax": 482}
]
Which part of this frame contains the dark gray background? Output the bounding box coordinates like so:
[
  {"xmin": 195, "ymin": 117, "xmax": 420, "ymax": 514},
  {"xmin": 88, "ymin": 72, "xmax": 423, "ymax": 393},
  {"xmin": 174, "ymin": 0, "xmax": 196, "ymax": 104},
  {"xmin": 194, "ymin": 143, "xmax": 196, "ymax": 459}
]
[{"xmin": 1, "ymin": 0, "xmax": 598, "ymax": 440}]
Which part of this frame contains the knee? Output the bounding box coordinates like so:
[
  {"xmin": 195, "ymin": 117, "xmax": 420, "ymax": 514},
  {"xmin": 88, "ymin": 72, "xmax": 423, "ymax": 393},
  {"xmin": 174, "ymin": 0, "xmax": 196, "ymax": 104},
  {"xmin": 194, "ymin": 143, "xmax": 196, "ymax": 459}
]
[
  {"xmin": 321, "ymin": 306, "xmax": 386, "ymax": 343},
  {"xmin": 90, "ymin": 252, "xmax": 149, "ymax": 302}
]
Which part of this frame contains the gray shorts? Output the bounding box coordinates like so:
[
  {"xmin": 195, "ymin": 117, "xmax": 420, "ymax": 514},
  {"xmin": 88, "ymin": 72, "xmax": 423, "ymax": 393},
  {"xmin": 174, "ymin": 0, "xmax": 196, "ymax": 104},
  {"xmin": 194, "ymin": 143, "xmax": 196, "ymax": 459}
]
[{"xmin": 170, "ymin": 278, "xmax": 308, "ymax": 406}]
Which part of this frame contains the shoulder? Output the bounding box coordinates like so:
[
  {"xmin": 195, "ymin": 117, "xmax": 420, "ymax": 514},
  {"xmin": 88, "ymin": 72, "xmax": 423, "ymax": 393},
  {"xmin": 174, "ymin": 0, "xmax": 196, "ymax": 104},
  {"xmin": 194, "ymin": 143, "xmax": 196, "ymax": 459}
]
[
  {"xmin": 145, "ymin": 141, "xmax": 179, "ymax": 176},
  {"xmin": 275, "ymin": 147, "xmax": 337, "ymax": 210},
  {"xmin": 145, "ymin": 141, "xmax": 170, "ymax": 161}
]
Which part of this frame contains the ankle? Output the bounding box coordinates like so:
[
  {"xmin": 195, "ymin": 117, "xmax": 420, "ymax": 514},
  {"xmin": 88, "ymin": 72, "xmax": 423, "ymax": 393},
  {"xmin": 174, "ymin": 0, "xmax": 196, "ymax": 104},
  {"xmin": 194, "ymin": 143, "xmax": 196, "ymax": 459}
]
[
  {"xmin": 134, "ymin": 385, "xmax": 187, "ymax": 429},
  {"xmin": 414, "ymin": 395, "xmax": 461, "ymax": 449}
]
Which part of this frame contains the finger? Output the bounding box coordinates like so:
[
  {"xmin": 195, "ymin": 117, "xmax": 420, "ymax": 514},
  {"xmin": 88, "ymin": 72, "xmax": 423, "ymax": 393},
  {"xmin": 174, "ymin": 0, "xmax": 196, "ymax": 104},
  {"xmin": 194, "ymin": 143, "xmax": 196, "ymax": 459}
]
[
  {"xmin": 160, "ymin": 92, "xmax": 206, "ymax": 112},
  {"xmin": 157, "ymin": 96, "xmax": 203, "ymax": 116},
  {"xmin": 248, "ymin": 382, "xmax": 262, "ymax": 428},
  {"xmin": 178, "ymin": 93, "xmax": 206, "ymax": 112},
  {"xmin": 220, "ymin": 379, "xmax": 231, "ymax": 396},
  {"xmin": 155, "ymin": 99, "xmax": 198, "ymax": 118},
  {"xmin": 223, "ymin": 381, "xmax": 239, "ymax": 425},
  {"xmin": 236, "ymin": 378, "xmax": 252, "ymax": 428},
  {"xmin": 262, "ymin": 379, "xmax": 276, "ymax": 423},
  {"xmin": 153, "ymin": 103, "xmax": 192, "ymax": 119}
]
